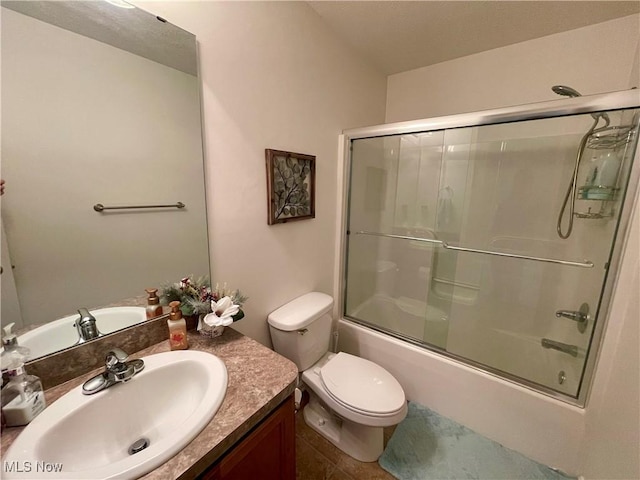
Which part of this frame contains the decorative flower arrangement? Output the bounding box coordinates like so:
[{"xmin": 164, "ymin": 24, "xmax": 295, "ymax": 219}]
[{"xmin": 161, "ymin": 276, "xmax": 247, "ymax": 337}]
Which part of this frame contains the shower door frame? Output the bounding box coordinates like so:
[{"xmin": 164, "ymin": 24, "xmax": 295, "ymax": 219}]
[{"xmin": 335, "ymin": 89, "xmax": 640, "ymax": 407}]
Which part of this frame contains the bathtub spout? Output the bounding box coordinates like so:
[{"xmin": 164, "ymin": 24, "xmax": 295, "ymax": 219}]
[{"xmin": 541, "ymin": 338, "xmax": 578, "ymax": 357}]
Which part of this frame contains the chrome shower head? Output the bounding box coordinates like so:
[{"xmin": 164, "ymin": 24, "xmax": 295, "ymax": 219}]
[
  {"xmin": 552, "ymin": 85, "xmax": 582, "ymax": 98},
  {"xmin": 552, "ymin": 85, "xmax": 610, "ymax": 125}
]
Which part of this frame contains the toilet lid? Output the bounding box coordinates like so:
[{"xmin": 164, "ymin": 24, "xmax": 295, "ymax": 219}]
[{"xmin": 320, "ymin": 352, "xmax": 405, "ymax": 415}]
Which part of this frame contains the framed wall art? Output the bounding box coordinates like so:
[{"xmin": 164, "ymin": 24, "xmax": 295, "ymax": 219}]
[{"xmin": 265, "ymin": 149, "xmax": 316, "ymax": 225}]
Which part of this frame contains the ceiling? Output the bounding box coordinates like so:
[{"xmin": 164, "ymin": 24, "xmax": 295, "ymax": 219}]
[
  {"xmin": 5, "ymin": 1, "xmax": 638, "ymax": 78},
  {"xmin": 307, "ymin": 1, "xmax": 640, "ymax": 75}
]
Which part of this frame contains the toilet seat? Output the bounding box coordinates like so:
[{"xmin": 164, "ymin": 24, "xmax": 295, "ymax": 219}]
[
  {"xmin": 323, "ymin": 388, "xmax": 405, "ymax": 418},
  {"xmin": 320, "ymin": 352, "xmax": 405, "ymax": 417},
  {"xmin": 301, "ymin": 352, "xmax": 407, "ymax": 428}
]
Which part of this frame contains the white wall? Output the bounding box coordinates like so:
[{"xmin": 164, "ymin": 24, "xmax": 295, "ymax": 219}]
[
  {"xmin": 581, "ymin": 191, "xmax": 640, "ymax": 479},
  {"xmin": 386, "ymin": 14, "xmax": 640, "ymax": 122},
  {"xmin": 1, "ymin": 8, "xmax": 208, "ymax": 327},
  {"xmin": 134, "ymin": 1, "xmax": 387, "ymax": 346}
]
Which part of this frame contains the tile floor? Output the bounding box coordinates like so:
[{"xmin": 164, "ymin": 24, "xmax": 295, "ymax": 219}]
[{"xmin": 295, "ymin": 409, "xmax": 397, "ymax": 480}]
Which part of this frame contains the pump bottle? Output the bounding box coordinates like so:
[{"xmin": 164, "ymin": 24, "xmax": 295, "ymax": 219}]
[
  {"xmin": 1, "ymin": 323, "xmax": 30, "ymax": 387},
  {"xmin": 168, "ymin": 301, "xmax": 189, "ymax": 350},
  {"xmin": 145, "ymin": 288, "xmax": 163, "ymax": 319},
  {"xmin": 1, "ymin": 346, "xmax": 46, "ymax": 427}
]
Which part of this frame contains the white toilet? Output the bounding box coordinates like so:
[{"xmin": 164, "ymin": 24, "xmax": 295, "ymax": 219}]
[{"xmin": 268, "ymin": 292, "xmax": 407, "ymax": 462}]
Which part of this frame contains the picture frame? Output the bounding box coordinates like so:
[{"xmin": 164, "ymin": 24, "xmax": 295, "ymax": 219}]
[{"xmin": 265, "ymin": 149, "xmax": 316, "ymax": 225}]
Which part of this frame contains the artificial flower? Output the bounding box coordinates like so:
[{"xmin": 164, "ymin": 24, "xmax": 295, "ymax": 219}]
[
  {"xmin": 161, "ymin": 276, "xmax": 246, "ymax": 316},
  {"xmin": 203, "ymin": 296, "xmax": 240, "ymax": 327}
]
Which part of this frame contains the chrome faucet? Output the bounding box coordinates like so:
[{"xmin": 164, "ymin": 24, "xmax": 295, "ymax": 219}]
[
  {"xmin": 82, "ymin": 347, "xmax": 145, "ymax": 395},
  {"xmin": 75, "ymin": 308, "xmax": 101, "ymax": 342}
]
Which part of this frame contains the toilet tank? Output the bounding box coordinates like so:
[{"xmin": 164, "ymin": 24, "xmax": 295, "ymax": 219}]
[{"xmin": 267, "ymin": 292, "xmax": 333, "ymax": 372}]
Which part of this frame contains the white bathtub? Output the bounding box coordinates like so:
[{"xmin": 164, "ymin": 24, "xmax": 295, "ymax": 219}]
[
  {"xmin": 349, "ymin": 293, "xmax": 448, "ymax": 347},
  {"xmin": 349, "ymin": 293, "xmax": 580, "ymax": 396},
  {"xmin": 337, "ymin": 318, "xmax": 585, "ymax": 476}
]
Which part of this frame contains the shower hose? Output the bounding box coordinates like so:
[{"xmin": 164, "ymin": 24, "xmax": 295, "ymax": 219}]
[{"xmin": 557, "ymin": 114, "xmax": 610, "ymax": 239}]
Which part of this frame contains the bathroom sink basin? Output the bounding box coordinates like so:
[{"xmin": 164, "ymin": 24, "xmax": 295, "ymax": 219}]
[
  {"xmin": 3, "ymin": 350, "xmax": 227, "ymax": 479},
  {"xmin": 17, "ymin": 307, "xmax": 146, "ymax": 360},
  {"xmin": 89, "ymin": 306, "xmax": 147, "ymax": 335}
]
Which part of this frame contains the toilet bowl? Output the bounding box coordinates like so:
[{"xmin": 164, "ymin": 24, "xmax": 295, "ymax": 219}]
[
  {"xmin": 268, "ymin": 292, "xmax": 407, "ymax": 462},
  {"xmin": 301, "ymin": 352, "xmax": 407, "ymax": 461}
]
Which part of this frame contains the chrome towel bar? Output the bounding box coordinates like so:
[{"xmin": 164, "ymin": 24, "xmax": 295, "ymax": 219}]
[
  {"xmin": 353, "ymin": 231, "xmax": 594, "ymax": 269},
  {"xmin": 93, "ymin": 202, "xmax": 185, "ymax": 212}
]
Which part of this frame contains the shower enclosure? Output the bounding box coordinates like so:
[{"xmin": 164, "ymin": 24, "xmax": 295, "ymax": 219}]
[{"xmin": 340, "ymin": 90, "xmax": 639, "ymax": 405}]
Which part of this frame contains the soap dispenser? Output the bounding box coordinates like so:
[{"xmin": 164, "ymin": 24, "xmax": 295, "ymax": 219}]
[
  {"xmin": 168, "ymin": 301, "xmax": 189, "ymax": 350},
  {"xmin": 1, "ymin": 323, "xmax": 29, "ymax": 357},
  {"xmin": 145, "ymin": 288, "xmax": 163, "ymax": 319},
  {"xmin": 1, "ymin": 349, "xmax": 46, "ymax": 427},
  {"xmin": 1, "ymin": 323, "xmax": 30, "ymax": 386}
]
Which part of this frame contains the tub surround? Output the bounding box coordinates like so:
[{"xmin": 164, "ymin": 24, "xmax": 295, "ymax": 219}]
[{"xmin": 1, "ymin": 329, "xmax": 299, "ymax": 480}]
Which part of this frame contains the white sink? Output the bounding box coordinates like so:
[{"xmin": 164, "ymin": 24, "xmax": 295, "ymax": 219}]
[
  {"xmin": 89, "ymin": 306, "xmax": 147, "ymax": 335},
  {"xmin": 17, "ymin": 307, "xmax": 146, "ymax": 360},
  {"xmin": 3, "ymin": 350, "xmax": 227, "ymax": 479}
]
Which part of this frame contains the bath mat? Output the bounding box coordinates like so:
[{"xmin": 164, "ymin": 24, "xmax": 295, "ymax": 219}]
[{"xmin": 379, "ymin": 402, "xmax": 574, "ymax": 480}]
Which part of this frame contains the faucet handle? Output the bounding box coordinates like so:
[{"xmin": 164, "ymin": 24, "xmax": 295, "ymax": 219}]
[
  {"xmin": 555, "ymin": 302, "xmax": 589, "ymax": 334},
  {"xmin": 83, "ymin": 347, "xmax": 143, "ymax": 394},
  {"xmin": 555, "ymin": 310, "xmax": 586, "ymax": 322},
  {"xmin": 77, "ymin": 308, "xmax": 94, "ymax": 322},
  {"xmin": 105, "ymin": 348, "xmax": 129, "ymax": 369}
]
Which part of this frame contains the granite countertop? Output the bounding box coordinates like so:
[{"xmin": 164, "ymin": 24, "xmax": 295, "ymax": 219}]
[{"xmin": 1, "ymin": 328, "xmax": 299, "ymax": 479}]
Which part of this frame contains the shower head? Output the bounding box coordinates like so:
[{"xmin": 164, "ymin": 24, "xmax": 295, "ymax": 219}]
[
  {"xmin": 552, "ymin": 85, "xmax": 582, "ymax": 98},
  {"xmin": 552, "ymin": 85, "xmax": 610, "ymax": 125}
]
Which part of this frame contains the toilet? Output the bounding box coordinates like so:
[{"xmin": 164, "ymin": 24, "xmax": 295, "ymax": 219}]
[{"xmin": 268, "ymin": 292, "xmax": 407, "ymax": 462}]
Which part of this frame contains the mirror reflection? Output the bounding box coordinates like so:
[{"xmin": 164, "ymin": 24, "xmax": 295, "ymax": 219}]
[{"xmin": 1, "ymin": 1, "xmax": 209, "ymax": 361}]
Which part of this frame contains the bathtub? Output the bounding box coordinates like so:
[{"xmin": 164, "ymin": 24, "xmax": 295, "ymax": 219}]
[
  {"xmin": 336, "ymin": 318, "xmax": 585, "ymax": 476},
  {"xmin": 349, "ymin": 293, "xmax": 448, "ymax": 348}
]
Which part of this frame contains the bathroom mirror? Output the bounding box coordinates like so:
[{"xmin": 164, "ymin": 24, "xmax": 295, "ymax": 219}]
[{"xmin": 0, "ymin": 1, "xmax": 209, "ymax": 360}]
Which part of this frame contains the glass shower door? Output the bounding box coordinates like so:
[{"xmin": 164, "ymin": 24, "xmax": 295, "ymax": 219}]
[
  {"xmin": 344, "ymin": 107, "xmax": 639, "ymax": 399},
  {"xmin": 345, "ymin": 131, "xmax": 452, "ymax": 349}
]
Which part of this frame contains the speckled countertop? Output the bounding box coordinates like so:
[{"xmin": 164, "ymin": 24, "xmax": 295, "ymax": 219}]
[{"xmin": 1, "ymin": 328, "xmax": 299, "ymax": 479}]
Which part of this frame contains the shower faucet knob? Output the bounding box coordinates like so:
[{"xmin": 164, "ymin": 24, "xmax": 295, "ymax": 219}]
[
  {"xmin": 555, "ymin": 303, "xmax": 589, "ymax": 333},
  {"xmin": 555, "ymin": 310, "xmax": 586, "ymax": 322}
]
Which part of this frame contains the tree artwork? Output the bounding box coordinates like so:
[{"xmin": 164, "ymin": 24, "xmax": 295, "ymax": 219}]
[{"xmin": 266, "ymin": 149, "xmax": 316, "ymax": 225}]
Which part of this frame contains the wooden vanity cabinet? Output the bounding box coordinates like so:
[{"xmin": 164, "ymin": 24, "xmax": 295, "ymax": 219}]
[{"xmin": 200, "ymin": 395, "xmax": 295, "ymax": 480}]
